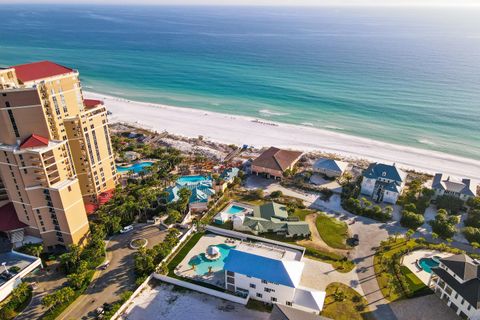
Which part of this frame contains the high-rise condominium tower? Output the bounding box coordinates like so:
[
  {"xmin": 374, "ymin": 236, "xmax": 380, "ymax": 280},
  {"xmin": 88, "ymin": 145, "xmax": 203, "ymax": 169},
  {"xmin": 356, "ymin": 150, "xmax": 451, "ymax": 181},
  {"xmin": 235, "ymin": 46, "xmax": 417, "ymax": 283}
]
[{"xmin": 0, "ymin": 61, "xmax": 117, "ymax": 251}]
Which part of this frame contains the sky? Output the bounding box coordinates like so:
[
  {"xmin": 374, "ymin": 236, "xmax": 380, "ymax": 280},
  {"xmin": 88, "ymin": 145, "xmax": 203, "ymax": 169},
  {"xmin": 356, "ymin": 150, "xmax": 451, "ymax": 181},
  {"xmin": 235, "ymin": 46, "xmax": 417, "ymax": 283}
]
[{"xmin": 1, "ymin": 0, "xmax": 479, "ymax": 6}]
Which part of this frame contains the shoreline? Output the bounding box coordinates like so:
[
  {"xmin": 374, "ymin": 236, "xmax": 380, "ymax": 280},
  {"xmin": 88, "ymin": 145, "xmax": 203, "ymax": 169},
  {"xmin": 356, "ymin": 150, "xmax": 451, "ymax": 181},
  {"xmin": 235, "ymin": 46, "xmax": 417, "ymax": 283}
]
[{"xmin": 85, "ymin": 91, "xmax": 480, "ymax": 182}]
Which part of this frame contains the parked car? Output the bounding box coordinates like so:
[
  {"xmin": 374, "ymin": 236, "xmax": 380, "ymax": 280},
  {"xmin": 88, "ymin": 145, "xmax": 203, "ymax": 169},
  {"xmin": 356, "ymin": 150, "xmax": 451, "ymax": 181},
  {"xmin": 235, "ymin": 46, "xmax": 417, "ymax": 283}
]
[
  {"xmin": 99, "ymin": 261, "xmax": 110, "ymax": 270},
  {"xmin": 120, "ymin": 225, "xmax": 133, "ymax": 233},
  {"xmin": 350, "ymin": 234, "xmax": 360, "ymax": 246},
  {"xmin": 96, "ymin": 307, "xmax": 104, "ymax": 319}
]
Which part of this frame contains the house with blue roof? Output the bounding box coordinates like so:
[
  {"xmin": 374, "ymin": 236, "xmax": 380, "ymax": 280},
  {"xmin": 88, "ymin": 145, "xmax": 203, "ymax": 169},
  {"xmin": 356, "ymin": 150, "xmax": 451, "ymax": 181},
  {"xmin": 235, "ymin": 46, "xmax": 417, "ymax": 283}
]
[
  {"xmin": 360, "ymin": 162, "xmax": 406, "ymax": 204},
  {"xmin": 166, "ymin": 175, "xmax": 215, "ymax": 212},
  {"xmin": 223, "ymin": 242, "xmax": 325, "ymax": 315}
]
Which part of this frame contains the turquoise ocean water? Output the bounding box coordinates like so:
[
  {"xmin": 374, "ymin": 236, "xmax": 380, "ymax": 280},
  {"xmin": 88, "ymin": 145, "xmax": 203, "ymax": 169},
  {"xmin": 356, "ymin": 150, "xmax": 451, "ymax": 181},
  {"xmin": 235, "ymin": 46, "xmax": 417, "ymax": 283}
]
[{"xmin": 0, "ymin": 5, "xmax": 479, "ymax": 160}]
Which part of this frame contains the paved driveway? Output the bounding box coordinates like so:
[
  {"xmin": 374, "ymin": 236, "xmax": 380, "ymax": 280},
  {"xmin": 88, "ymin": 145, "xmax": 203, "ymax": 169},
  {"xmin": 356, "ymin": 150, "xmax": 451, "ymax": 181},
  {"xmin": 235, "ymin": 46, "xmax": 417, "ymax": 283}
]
[
  {"xmin": 300, "ymin": 258, "xmax": 364, "ymax": 296},
  {"xmin": 15, "ymin": 262, "xmax": 66, "ymax": 320},
  {"xmin": 57, "ymin": 224, "xmax": 168, "ymax": 320},
  {"xmin": 390, "ymin": 294, "xmax": 458, "ymax": 320}
]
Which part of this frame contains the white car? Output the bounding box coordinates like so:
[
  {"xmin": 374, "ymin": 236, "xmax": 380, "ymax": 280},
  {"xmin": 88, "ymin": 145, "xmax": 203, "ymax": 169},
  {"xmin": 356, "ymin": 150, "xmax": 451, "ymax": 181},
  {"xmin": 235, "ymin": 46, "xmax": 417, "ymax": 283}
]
[{"xmin": 120, "ymin": 225, "xmax": 133, "ymax": 233}]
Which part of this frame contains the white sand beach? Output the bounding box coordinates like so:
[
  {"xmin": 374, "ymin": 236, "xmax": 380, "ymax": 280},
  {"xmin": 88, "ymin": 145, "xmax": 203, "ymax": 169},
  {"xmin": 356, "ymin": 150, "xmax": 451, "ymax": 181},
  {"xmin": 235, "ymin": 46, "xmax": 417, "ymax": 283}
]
[{"xmin": 86, "ymin": 91, "xmax": 480, "ymax": 182}]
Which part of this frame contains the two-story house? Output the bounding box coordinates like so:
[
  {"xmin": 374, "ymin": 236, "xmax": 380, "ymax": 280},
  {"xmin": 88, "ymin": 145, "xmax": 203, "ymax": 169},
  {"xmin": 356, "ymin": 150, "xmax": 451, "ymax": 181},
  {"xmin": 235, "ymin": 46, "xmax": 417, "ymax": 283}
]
[
  {"xmin": 431, "ymin": 174, "xmax": 476, "ymax": 202},
  {"xmin": 360, "ymin": 162, "xmax": 406, "ymax": 204},
  {"xmin": 429, "ymin": 254, "xmax": 480, "ymax": 319}
]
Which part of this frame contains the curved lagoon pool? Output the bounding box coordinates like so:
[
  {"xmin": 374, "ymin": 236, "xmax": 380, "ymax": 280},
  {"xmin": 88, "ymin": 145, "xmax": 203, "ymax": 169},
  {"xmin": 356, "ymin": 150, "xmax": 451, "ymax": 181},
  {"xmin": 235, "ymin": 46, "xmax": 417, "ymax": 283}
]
[
  {"xmin": 189, "ymin": 244, "xmax": 235, "ymax": 275},
  {"xmin": 418, "ymin": 257, "xmax": 440, "ymax": 273},
  {"xmin": 116, "ymin": 162, "xmax": 153, "ymax": 174}
]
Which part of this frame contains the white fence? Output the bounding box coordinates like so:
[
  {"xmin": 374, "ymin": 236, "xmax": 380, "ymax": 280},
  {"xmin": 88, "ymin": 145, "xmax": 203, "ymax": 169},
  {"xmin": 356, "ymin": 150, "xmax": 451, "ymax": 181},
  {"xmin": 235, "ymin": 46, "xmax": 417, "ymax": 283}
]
[
  {"xmin": 206, "ymin": 225, "xmax": 306, "ymax": 252},
  {"xmin": 152, "ymin": 273, "xmax": 249, "ymax": 305},
  {"xmin": 111, "ymin": 227, "xmax": 196, "ymax": 320}
]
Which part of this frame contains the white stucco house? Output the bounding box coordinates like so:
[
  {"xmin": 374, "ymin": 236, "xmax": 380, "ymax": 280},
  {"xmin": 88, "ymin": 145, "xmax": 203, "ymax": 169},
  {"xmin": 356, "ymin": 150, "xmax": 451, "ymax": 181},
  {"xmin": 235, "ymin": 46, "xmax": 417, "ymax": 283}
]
[
  {"xmin": 431, "ymin": 174, "xmax": 476, "ymax": 201},
  {"xmin": 223, "ymin": 241, "xmax": 325, "ymax": 314},
  {"xmin": 429, "ymin": 254, "xmax": 480, "ymax": 319},
  {"xmin": 360, "ymin": 162, "xmax": 406, "ymax": 204}
]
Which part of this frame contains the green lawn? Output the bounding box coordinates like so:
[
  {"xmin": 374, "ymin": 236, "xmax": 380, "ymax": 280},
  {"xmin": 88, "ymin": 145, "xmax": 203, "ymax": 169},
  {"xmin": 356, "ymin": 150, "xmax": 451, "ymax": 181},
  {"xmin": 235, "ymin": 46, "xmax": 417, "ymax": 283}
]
[
  {"xmin": 401, "ymin": 266, "xmax": 431, "ymax": 297},
  {"xmin": 321, "ymin": 282, "xmax": 369, "ymax": 320},
  {"xmin": 304, "ymin": 247, "xmax": 355, "ymax": 273},
  {"xmin": 292, "ymin": 208, "xmax": 312, "ymax": 221},
  {"xmin": 316, "ymin": 213, "xmax": 350, "ymax": 249},
  {"xmin": 166, "ymin": 232, "xmax": 204, "ymax": 275}
]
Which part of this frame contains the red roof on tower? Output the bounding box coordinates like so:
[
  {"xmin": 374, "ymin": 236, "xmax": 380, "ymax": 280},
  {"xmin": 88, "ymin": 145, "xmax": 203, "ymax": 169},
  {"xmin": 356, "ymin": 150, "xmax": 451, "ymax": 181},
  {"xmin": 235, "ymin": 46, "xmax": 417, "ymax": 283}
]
[
  {"xmin": 20, "ymin": 134, "xmax": 49, "ymax": 149},
  {"xmin": 83, "ymin": 99, "xmax": 104, "ymax": 108},
  {"xmin": 0, "ymin": 203, "xmax": 27, "ymax": 232},
  {"xmin": 11, "ymin": 61, "xmax": 73, "ymax": 83}
]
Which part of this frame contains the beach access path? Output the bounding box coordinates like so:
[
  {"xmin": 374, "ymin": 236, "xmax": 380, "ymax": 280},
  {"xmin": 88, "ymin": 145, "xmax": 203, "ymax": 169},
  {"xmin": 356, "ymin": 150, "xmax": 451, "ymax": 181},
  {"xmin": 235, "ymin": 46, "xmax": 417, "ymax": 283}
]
[{"xmin": 87, "ymin": 91, "xmax": 480, "ymax": 183}]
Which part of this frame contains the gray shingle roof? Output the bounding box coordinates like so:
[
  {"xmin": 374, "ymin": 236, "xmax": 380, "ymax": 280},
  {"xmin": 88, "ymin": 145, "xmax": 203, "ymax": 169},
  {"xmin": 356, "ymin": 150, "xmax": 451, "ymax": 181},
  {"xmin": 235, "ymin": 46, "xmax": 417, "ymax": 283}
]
[
  {"xmin": 432, "ymin": 173, "xmax": 475, "ymax": 197},
  {"xmin": 432, "ymin": 254, "xmax": 480, "ymax": 309},
  {"xmin": 312, "ymin": 158, "xmax": 348, "ymax": 174},
  {"xmin": 432, "ymin": 266, "xmax": 480, "ymax": 309}
]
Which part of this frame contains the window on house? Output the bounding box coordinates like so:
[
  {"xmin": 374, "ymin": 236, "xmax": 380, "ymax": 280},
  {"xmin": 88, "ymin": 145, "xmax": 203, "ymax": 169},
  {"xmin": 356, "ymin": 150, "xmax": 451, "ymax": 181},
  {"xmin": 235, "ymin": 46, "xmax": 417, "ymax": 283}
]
[
  {"xmin": 261, "ymin": 280, "xmax": 268, "ymax": 284},
  {"xmin": 249, "ymin": 284, "xmax": 256, "ymax": 289},
  {"xmin": 286, "ymin": 301, "xmax": 292, "ymax": 306},
  {"xmin": 256, "ymin": 293, "xmax": 262, "ymax": 298},
  {"xmin": 271, "ymin": 297, "xmax": 277, "ymax": 302}
]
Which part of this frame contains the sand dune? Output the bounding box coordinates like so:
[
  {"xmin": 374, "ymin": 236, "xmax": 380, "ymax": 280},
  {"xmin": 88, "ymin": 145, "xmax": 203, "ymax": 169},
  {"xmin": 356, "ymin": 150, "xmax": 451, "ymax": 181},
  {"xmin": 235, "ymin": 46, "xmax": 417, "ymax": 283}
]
[{"xmin": 86, "ymin": 91, "xmax": 480, "ymax": 183}]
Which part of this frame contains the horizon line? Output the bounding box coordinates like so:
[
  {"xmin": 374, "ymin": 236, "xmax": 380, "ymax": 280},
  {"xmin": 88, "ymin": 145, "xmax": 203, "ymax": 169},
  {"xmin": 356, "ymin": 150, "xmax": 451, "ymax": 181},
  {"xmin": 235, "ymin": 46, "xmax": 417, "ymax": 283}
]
[{"xmin": 2, "ymin": 2, "xmax": 480, "ymax": 7}]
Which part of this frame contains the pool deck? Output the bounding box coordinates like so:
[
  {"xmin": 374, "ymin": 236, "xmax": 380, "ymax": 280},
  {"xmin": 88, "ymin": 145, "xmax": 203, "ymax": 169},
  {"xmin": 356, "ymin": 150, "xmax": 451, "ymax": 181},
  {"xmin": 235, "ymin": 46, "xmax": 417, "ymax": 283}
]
[
  {"xmin": 175, "ymin": 233, "xmax": 239, "ymax": 288},
  {"xmin": 401, "ymin": 250, "xmax": 452, "ymax": 285}
]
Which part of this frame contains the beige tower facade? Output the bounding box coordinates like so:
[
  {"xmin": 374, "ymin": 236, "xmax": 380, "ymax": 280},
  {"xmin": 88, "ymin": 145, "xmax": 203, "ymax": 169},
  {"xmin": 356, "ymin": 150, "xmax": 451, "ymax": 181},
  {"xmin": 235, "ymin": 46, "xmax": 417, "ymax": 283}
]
[{"xmin": 0, "ymin": 61, "xmax": 117, "ymax": 250}]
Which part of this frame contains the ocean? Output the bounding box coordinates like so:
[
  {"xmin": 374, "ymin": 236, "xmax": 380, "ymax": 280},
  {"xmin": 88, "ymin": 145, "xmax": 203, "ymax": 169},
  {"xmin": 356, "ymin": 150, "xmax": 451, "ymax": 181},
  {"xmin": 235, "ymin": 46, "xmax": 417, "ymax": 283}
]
[{"xmin": 0, "ymin": 5, "xmax": 479, "ymax": 160}]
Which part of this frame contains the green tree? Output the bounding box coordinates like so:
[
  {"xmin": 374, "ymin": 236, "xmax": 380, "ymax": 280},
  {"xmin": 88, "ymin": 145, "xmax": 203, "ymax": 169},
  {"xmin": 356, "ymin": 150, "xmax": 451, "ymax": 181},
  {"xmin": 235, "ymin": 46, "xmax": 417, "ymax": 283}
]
[
  {"xmin": 60, "ymin": 244, "xmax": 83, "ymax": 274},
  {"xmin": 20, "ymin": 243, "xmax": 43, "ymax": 257},
  {"xmin": 400, "ymin": 211, "xmax": 425, "ymax": 230},
  {"xmin": 429, "ymin": 210, "xmax": 459, "ymax": 239},
  {"xmin": 406, "ymin": 229, "xmax": 415, "ymax": 241},
  {"xmin": 166, "ymin": 208, "xmax": 181, "ymax": 224},
  {"xmin": 67, "ymin": 261, "xmax": 89, "ymax": 289}
]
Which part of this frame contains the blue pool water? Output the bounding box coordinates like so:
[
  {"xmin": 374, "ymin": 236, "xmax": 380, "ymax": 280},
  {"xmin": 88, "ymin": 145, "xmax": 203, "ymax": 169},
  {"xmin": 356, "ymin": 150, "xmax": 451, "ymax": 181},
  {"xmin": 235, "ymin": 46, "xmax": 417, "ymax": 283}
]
[
  {"xmin": 116, "ymin": 162, "xmax": 153, "ymax": 174},
  {"xmin": 189, "ymin": 244, "xmax": 235, "ymax": 275},
  {"xmin": 177, "ymin": 175, "xmax": 210, "ymax": 185},
  {"xmin": 418, "ymin": 257, "xmax": 440, "ymax": 273},
  {"xmin": 227, "ymin": 205, "xmax": 246, "ymax": 215}
]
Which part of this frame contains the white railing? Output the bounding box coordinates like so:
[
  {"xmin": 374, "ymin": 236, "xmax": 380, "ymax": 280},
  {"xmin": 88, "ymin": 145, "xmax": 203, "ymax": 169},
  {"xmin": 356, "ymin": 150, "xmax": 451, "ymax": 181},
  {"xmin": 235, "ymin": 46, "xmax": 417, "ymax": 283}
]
[{"xmin": 206, "ymin": 225, "xmax": 306, "ymax": 252}]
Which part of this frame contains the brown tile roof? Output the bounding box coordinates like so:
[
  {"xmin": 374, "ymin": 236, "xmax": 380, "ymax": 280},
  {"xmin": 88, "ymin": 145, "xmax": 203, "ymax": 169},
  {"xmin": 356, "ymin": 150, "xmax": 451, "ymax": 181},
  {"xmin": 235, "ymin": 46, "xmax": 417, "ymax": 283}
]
[{"xmin": 252, "ymin": 147, "xmax": 302, "ymax": 172}]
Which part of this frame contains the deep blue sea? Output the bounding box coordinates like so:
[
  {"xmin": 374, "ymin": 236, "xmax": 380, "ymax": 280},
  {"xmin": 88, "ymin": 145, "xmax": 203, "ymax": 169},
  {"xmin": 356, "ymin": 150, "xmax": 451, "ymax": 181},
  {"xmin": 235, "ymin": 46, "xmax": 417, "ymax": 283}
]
[{"xmin": 1, "ymin": 5, "xmax": 479, "ymax": 160}]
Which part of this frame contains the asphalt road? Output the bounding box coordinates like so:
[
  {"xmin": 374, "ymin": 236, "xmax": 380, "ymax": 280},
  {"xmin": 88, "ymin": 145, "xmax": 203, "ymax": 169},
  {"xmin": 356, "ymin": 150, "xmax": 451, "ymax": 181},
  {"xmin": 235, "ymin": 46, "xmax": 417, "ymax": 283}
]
[{"xmin": 57, "ymin": 224, "xmax": 168, "ymax": 320}]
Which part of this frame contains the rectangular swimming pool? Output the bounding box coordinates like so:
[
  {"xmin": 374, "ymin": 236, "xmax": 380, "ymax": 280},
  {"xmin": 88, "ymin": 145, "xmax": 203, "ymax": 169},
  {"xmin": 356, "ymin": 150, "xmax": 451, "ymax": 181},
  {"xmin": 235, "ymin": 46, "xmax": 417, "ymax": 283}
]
[{"xmin": 226, "ymin": 205, "xmax": 246, "ymax": 215}]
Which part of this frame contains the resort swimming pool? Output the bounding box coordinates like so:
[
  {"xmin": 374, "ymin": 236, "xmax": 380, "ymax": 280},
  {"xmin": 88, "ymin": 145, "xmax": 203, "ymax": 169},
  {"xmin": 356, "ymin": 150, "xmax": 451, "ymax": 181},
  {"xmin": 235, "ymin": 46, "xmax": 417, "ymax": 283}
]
[
  {"xmin": 226, "ymin": 205, "xmax": 246, "ymax": 215},
  {"xmin": 116, "ymin": 162, "xmax": 153, "ymax": 174},
  {"xmin": 189, "ymin": 244, "xmax": 235, "ymax": 275},
  {"xmin": 177, "ymin": 175, "xmax": 210, "ymax": 185},
  {"xmin": 418, "ymin": 257, "xmax": 440, "ymax": 273}
]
